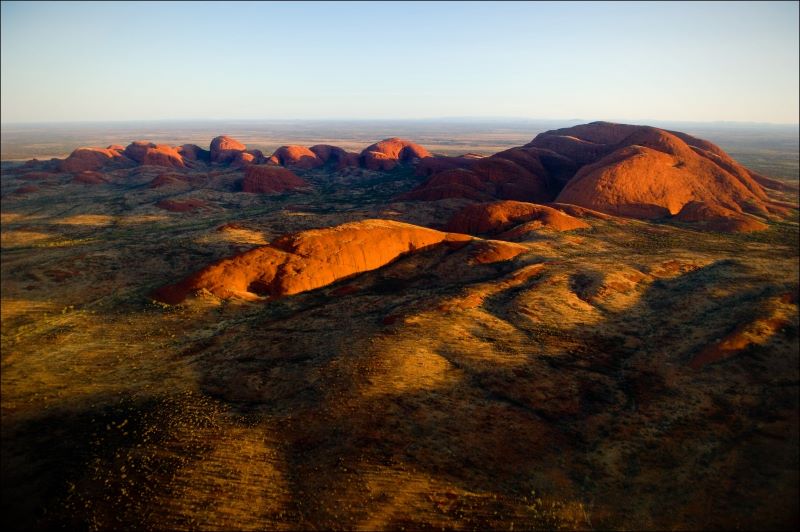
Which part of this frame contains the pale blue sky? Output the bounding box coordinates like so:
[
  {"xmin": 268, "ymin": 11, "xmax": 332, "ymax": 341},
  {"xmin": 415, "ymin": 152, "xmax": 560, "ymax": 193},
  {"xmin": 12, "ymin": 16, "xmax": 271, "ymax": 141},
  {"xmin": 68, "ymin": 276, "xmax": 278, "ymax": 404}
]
[{"xmin": 1, "ymin": 1, "xmax": 798, "ymax": 124}]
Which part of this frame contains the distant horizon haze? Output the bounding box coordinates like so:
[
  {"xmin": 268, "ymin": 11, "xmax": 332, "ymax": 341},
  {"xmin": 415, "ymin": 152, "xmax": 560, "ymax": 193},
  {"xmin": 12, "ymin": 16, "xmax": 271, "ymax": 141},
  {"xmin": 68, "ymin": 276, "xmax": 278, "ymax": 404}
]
[
  {"xmin": 1, "ymin": 1, "xmax": 798, "ymax": 124},
  {"xmin": 2, "ymin": 117, "xmax": 798, "ymax": 128}
]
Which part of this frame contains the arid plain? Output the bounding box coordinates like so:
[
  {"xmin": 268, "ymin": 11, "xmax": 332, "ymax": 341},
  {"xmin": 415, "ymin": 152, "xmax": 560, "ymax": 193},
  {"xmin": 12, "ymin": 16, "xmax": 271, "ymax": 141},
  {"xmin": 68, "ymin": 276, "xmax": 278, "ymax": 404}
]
[{"xmin": 1, "ymin": 121, "xmax": 798, "ymax": 530}]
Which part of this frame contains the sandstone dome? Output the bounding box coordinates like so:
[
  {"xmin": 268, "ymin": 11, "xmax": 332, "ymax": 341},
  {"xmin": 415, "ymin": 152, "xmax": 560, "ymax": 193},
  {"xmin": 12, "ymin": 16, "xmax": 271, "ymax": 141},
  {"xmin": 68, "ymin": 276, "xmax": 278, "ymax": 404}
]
[
  {"xmin": 360, "ymin": 138, "xmax": 431, "ymax": 171},
  {"xmin": 241, "ymin": 165, "xmax": 309, "ymax": 194},
  {"xmin": 210, "ymin": 135, "xmax": 247, "ymax": 163},
  {"xmin": 446, "ymin": 200, "xmax": 590, "ymax": 235}
]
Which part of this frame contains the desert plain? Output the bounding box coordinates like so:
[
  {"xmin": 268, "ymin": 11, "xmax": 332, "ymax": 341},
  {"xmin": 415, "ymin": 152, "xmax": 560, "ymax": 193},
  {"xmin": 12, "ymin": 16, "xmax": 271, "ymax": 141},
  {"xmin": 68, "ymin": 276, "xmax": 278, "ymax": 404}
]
[{"xmin": 1, "ymin": 120, "xmax": 798, "ymax": 530}]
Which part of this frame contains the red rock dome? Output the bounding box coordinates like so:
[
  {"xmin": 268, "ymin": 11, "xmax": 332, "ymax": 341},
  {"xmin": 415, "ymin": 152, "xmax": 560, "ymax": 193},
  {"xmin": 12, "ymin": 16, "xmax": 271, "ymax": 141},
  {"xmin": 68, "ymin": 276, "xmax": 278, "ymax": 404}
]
[
  {"xmin": 360, "ymin": 138, "xmax": 431, "ymax": 171},
  {"xmin": 124, "ymin": 142, "xmax": 185, "ymax": 168},
  {"xmin": 152, "ymin": 219, "xmax": 476, "ymax": 303},
  {"xmin": 59, "ymin": 146, "xmax": 129, "ymax": 173},
  {"xmin": 673, "ymin": 201, "xmax": 768, "ymax": 233},
  {"xmin": 269, "ymin": 146, "xmax": 324, "ymax": 169},
  {"xmin": 446, "ymin": 200, "xmax": 590, "ymax": 235},
  {"xmin": 402, "ymin": 122, "xmax": 780, "ymax": 228},
  {"xmin": 241, "ymin": 165, "xmax": 309, "ymax": 194},
  {"xmin": 210, "ymin": 135, "xmax": 247, "ymax": 163}
]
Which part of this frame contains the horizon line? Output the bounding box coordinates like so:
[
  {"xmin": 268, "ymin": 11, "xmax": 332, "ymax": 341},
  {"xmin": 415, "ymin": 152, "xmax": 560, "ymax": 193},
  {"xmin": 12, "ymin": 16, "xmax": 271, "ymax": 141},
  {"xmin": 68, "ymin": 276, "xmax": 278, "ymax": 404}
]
[{"xmin": 2, "ymin": 117, "xmax": 799, "ymax": 128}]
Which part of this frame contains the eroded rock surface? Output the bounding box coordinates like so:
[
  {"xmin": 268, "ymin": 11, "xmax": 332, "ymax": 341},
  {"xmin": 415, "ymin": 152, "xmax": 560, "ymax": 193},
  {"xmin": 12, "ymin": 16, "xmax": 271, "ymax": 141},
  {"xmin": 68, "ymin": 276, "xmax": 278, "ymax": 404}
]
[{"xmin": 151, "ymin": 219, "xmax": 515, "ymax": 303}]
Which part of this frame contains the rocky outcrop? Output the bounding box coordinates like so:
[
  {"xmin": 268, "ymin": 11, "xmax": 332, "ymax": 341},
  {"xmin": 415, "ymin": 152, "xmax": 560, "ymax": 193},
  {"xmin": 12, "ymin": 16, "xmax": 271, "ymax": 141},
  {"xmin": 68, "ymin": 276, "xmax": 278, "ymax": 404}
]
[
  {"xmin": 310, "ymin": 144, "xmax": 359, "ymax": 169},
  {"xmin": 269, "ymin": 146, "xmax": 324, "ymax": 169},
  {"xmin": 402, "ymin": 122, "xmax": 778, "ymax": 228},
  {"xmin": 551, "ymin": 126, "xmax": 772, "ymax": 219},
  {"xmin": 210, "ymin": 135, "xmax": 247, "ymax": 164},
  {"xmin": 124, "ymin": 142, "xmax": 185, "ymax": 168},
  {"xmin": 360, "ymin": 138, "xmax": 431, "ymax": 171},
  {"xmin": 153, "ymin": 219, "xmax": 480, "ymax": 303},
  {"xmin": 415, "ymin": 154, "xmax": 481, "ymax": 177},
  {"xmin": 446, "ymin": 201, "xmax": 590, "ymax": 235},
  {"xmin": 241, "ymin": 165, "xmax": 309, "ymax": 194},
  {"xmin": 178, "ymin": 144, "xmax": 211, "ymax": 162},
  {"xmin": 232, "ymin": 150, "xmax": 265, "ymax": 168},
  {"xmin": 400, "ymin": 146, "xmax": 568, "ymax": 203},
  {"xmin": 59, "ymin": 146, "xmax": 130, "ymax": 173},
  {"xmin": 673, "ymin": 201, "xmax": 768, "ymax": 233},
  {"xmin": 468, "ymin": 239, "xmax": 528, "ymax": 264}
]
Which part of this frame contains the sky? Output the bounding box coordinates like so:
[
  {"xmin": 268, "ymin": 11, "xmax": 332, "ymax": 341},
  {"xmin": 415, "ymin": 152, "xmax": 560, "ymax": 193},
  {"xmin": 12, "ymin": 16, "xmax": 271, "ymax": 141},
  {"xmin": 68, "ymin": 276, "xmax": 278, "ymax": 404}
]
[{"xmin": 1, "ymin": 1, "xmax": 798, "ymax": 124}]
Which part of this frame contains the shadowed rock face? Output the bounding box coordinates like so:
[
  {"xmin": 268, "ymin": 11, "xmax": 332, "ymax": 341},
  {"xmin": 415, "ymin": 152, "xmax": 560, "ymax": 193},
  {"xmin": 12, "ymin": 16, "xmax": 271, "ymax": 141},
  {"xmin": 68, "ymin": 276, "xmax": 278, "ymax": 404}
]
[
  {"xmin": 446, "ymin": 201, "xmax": 590, "ymax": 235},
  {"xmin": 151, "ymin": 219, "xmax": 527, "ymax": 304},
  {"xmin": 241, "ymin": 165, "xmax": 308, "ymax": 194},
  {"xmin": 177, "ymin": 144, "xmax": 211, "ymax": 162},
  {"xmin": 210, "ymin": 135, "xmax": 247, "ymax": 163},
  {"xmin": 231, "ymin": 149, "xmax": 265, "ymax": 168},
  {"xmin": 402, "ymin": 122, "xmax": 780, "ymax": 230},
  {"xmin": 415, "ymin": 154, "xmax": 484, "ymax": 177},
  {"xmin": 123, "ymin": 141, "xmax": 157, "ymax": 163},
  {"xmin": 400, "ymin": 146, "xmax": 571, "ymax": 203},
  {"xmin": 265, "ymin": 145, "xmax": 359, "ymax": 170},
  {"xmin": 360, "ymin": 138, "xmax": 431, "ymax": 171},
  {"xmin": 309, "ymin": 144, "xmax": 359, "ymax": 169}
]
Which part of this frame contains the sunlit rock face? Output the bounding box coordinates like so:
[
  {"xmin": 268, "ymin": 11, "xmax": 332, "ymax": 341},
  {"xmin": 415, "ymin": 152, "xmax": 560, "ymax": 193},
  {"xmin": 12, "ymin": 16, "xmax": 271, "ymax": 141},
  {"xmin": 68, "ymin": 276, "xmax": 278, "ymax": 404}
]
[
  {"xmin": 359, "ymin": 138, "xmax": 431, "ymax": 171},
  {"xmin": 268, "ymin": 145, "xmax": 324, "ymax": 169},
  {"xmin": 59, "ymin": 146, "xmax": 130, "ymax": 172},
  {"xmin": 209, "ymin": 135, "xmax": 247, "ymax": 163},
  {"xmin": 402, "ymin": 122, "xmax": 781, "ymax": 230},
  {"xmin": 124, "ymin": 142, "xmax": 185, "ymax": 168},
  {"xmin": 152, "ymin": 219, "xmax": 484, "ymax": 303}
]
